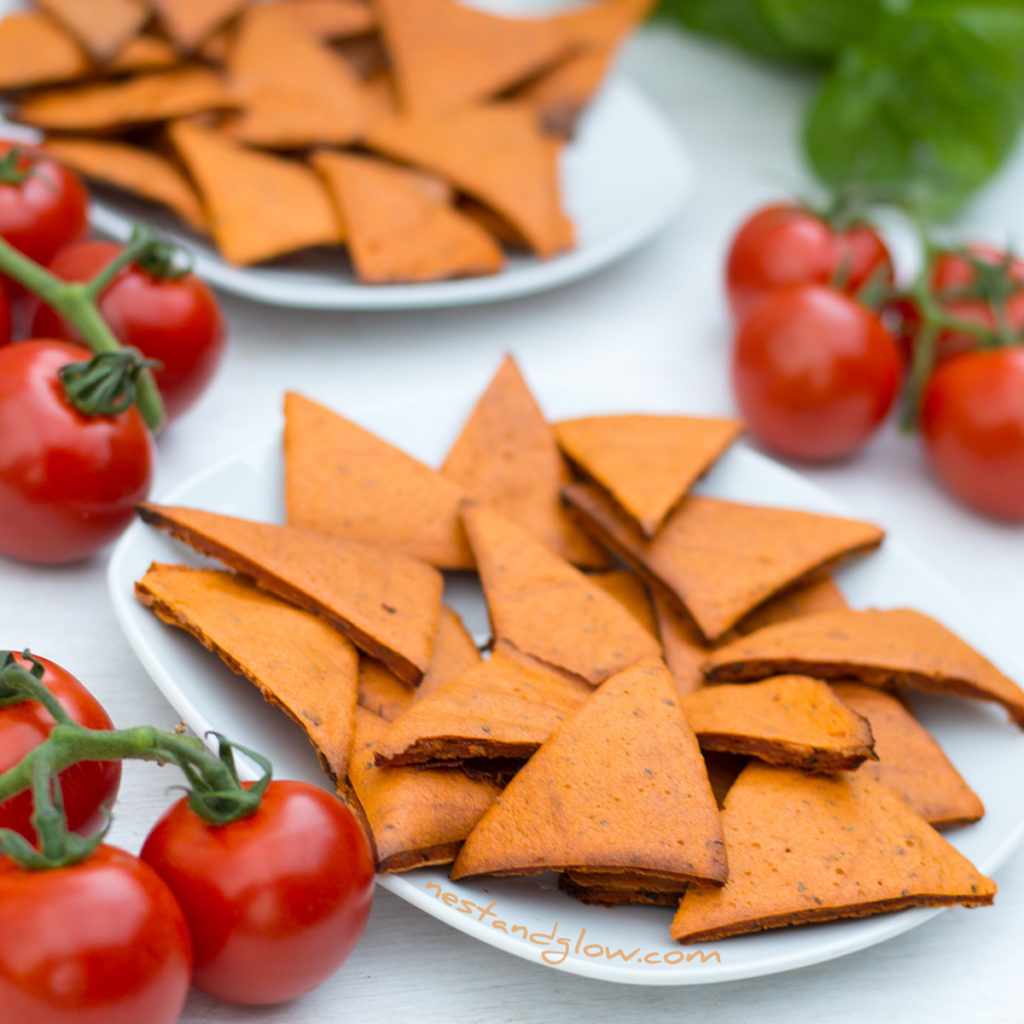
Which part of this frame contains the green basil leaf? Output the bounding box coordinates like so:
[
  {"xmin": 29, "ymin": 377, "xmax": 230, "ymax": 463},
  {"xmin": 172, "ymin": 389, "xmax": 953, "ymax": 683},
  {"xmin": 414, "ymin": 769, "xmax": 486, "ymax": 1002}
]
[{"xmin": 760, "ymin": 0, "xmax": 886, "ymax": 59}]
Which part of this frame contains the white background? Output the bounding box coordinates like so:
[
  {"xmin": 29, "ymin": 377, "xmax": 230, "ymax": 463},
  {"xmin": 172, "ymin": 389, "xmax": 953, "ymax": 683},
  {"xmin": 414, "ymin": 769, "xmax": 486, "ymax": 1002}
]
[{"xmin": 3, "ymin": 19, "xmax": 1024, "ymax": 1024}]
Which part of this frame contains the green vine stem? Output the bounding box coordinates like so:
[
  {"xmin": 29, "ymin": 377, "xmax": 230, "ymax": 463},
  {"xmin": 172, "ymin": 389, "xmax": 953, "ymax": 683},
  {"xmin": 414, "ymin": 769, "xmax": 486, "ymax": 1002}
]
[
  {"xmin": 0, "ymin": 653, "xmax": 272, "ymax": 869},
  {"xmin": 0, "ymin": 226, "xmax": 166, "ymax": 432}
]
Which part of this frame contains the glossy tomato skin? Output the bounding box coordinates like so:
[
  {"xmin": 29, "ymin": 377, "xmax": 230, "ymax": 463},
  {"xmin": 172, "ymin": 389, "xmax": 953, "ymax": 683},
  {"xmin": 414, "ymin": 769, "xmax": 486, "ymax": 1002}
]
[
  {"xmin": 732, "ymin": 284, "xmax": 901, "ymax": 462},
  {"xmin": 140, "ymin": 780, "xmax": 375, "ymax": 1005},
  {"xmin": 0, "ymin": 339, "xmax": 154, "ymax": 564},
  {"xmin": 0, "ymin": 845, "xmax": 192, "ymax": 1024},
  {"xmin": 920, "ymin": 348, "xmax": 1024, "ymax": 520},
  {"xmin": 896, "ymin": 244, "xmax": 1024, "ymax": 365},
  {"xmin": 29, "ymin": 240, "xmax": 226, "ymax": 422},
  {"xmin": 0, "ymin": 141, "xmax": 88, "ymax": 265},
  {"xmin": 726, "ymin": 203, "xmax": 894, "ymax": 323},
  {"xmin": 0, "ymin": 653, "xmax": 121, "ymax": 844}
]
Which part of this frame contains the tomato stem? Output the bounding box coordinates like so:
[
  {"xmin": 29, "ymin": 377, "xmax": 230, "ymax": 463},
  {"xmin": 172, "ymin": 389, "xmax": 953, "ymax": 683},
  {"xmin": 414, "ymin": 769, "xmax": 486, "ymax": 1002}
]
[{"xmin": 0, "ymin": 231, "xmax": 165, "ymax": 433}]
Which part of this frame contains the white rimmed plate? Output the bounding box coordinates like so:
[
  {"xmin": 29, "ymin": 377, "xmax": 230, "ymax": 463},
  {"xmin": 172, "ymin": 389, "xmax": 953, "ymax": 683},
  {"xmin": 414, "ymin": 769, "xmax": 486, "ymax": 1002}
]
[{"xmin": 108, "ymin": 383, "xmax": 1024, "ymax": 985}]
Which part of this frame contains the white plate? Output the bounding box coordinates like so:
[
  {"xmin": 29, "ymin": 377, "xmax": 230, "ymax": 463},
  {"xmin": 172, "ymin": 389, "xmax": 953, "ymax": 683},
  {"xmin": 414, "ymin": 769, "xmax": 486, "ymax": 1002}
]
[{"xmin": 108, "ymin": 382, "xmax": 1024, "ymax": 986}]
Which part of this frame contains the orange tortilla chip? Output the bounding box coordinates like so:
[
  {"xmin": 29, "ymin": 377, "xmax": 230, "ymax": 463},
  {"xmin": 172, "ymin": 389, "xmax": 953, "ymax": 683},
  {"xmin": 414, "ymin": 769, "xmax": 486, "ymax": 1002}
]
[
  {"xmin": 366, "ymin": 104, "xmax": 573, "ymax": 259},
  {"xmin": 588, "ymin": 569, "xmax": 657, "ymax": 637},
  {"xmin": 107, "ymin": 35, "xmax": 183, "ymax": 74},
  {"xmin": 14, "ymin": 66, "xmax": 237, "ymax": 131},
  {"xmin": 268, "ymin": 0, "xmax": 375, "ymax": 39},
  {"xmin": 347, "ymin": 707, "xmax": 502, "ymax": 872},
  {"xmin": 559, "ymin": 869, "xmax": 688, "ymax": 906},
  {"xmin": 416, "ymin": 605, "xmax": 481, "ymax": 701},
  {"xmin": 555, "ymin": 413, "xmax": 743, "ymax": 537},
  {"xmin": 283, "ymin": 392, "xmax": 473, "ymax": 569},
  {"xmin": 704, "ymin": 608, "xmax": 1024, "ymax": 727},
  {"xmin": 374, "ymin": 641, "xmax": 589, "ymax": 768},
  {"xmin": 670, "ymin": 762, "xmax": 996, "ymax": 943},
  {"xmin": 135, "ymin": 563, "xmax": 358, "ymax": 782},
  {"xmin": 36, "ymin": 0, "xmax": 148, "ymax": 63},
  {"xmin": 450, "ymin": 657, "xmax": 727, "ymax": 884},
  {"xmin": 681, "ymin": 675, "xmax": 876, "ymax": 772},
  {"xmin": 563, "ymin": 482, "xmax": 884, "ymax": 642},
  {"xmin": 730, "ymin": 575, "xmax": 848, "ymax": 637},
  {"xmin": 358, "ymin": 656, "xmax": 415, "ymax": 722},
  {"xmin": 832, "ymin": 683, "xmax": 984, "ymax": 829},
  {"xmin": 135, "ymin": 502, "xmax": 442, "ymax": 684},
  {"xmin": 0, "ymin": 13, "xmax": 90, "ymax": 91},
  {"xmin": 375, "ymin": 0, "xmax": 567, "ymax": 115},
  {"xmin": 312, "ymin": 150, "xmax": 504, "ymax": 283},
  {"xmin": 225, "ymin": 7, "xmax": 371, "ymax": 148},
  {"xmin": 151, "ymin": 0, "xmax": 253, "ymax": 52},
  {"xmin": 462, "ymin": 501, "xmax": 661, "ymax": 685},
  {"xmin": 169, "ymin": 121, "xmax": 341, "ymax": 265},
  {"xmin": 442, "ymin": 356, "xmax": 607, "ymax": 567},
  {"xmin": 43, "ymin": 137, "xmax": 207, "ymax": 232},
  {"xmin": 653, "ymin": 591, "xmax": 710, "ymax": 697}
]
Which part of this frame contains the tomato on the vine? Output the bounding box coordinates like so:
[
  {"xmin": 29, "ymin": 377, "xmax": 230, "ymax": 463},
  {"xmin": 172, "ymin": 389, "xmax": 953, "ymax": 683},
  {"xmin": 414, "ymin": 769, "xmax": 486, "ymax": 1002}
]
[
  {"xmin": 28, "ymin": 239, "xmax": 226, "ymax": 422},
  {"xmin": 0, "ymin": 844, "xmax": 192, "ymax": 1024},
  {"xmin": 0, "ymin": 141, "xmax": 88, "ymax": 266},
  {"xmin": 0, "ymin": 653, "xmax": 121, "ymax": 844},
  {"xmin": 0, "ymin": 339, "xmax": 154, "ymax": 564},
  {"xmin": 726, "ymin": 202, "xmax": 894, "ymax": 323},
  {"xmin": 140, "ymin": 779, "xmax": 375, "ymax": 1005},
  {"xmin": 920, "ymin": 347, "xmax": 1024, "ymax": 520},
  {"xmin": 732, "ymin": 284, "xmax": 901, "ymax": 461}
]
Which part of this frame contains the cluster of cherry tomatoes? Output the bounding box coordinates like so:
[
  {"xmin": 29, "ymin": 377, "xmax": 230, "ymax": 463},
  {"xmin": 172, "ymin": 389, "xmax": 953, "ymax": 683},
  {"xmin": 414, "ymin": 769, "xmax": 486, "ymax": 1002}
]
[
  {"xmin": 725, "ymin": 202, "xmax": 1024, "ymax": 521},
  {"xmin": 0, "ymin": 653, "xmax": 375, "ymax": 1023},
  {"xmin": 0, "ymin": 141, "xmax": 226, "ymax": 565}
]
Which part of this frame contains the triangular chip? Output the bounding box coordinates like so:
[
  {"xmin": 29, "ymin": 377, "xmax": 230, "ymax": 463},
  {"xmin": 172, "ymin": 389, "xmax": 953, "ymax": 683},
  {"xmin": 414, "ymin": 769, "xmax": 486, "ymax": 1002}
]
[
  {"xmin": 267, "ymin": 0, "xmax": 375, "ymax": 39},
  {"xmin": 14, "ymin": 66, "xmax": 237, "ymax": 131},
  {"xmin": 704, "ymin": 608, "xmax": 1024, "ymax": 727},
  {"xmin": 563, "ymin": 482, "xmax": 884, "ymax": 642},
  {"xmin": 43, "ymin": 137, "xmax": 207, "ymax": 232},
  {"xmin": 374, "ymin": 0, "xmax": 567, "ymax": 115},
  {"xmin": 366, "ymin": 103, "xmax": 573, "ymax": 259},
  {"xmin": 374, "ymin": 641, "xmax": 589, "ymax": 768},
  {"xmin": 442, "ymin": 356, "xmax": 606, "ymax": 567},
  {"xmin": 151, "ymin": 0, "xmax": 253, "ymax": 52},
  {"xmin": 346, "ymin": 707, "xmax": 501, "ymax": 872},
  {"xmin": 730, "ymin": 575, "xmax": 848, "ymax": 637},
  {"xmin": 225, "ymin": 7, "xmax": 370, "ymax": 148},
  {"xmin": 555, "ymin": 413, "xmax": 742, "ymax": 537},
  {"xmin": 416, "ymin": 605, "xmax": 481, "ymax": 701},
  {"xmin": 559, "ymin": 869, "xmax": 688, "ymax": 907},
  {"xmin": 588, "ymin": 569, "xmax": 657, "ymax": 637},
  {"xmin": 680, "ymin": 675, "xmax": 876, "ymax": 772},
  {"xmin": 312, "ymin": 150, "xmax": 503, "ymax": 283},
  {"xmin": 36, "ymin": 0, "xmax": 148, "ymax": 62},
  {"xmin": 358, "ymin": 656, "xmax": 415, "ymax": 722},
  {"xmin": 832, "ymin": 683, "xmax": 984, "ymax": 829},
  {"xmin": 135, "ymin": 563, "xmax": 358, "ymax": 782},
  {"xmin": 135, "ymin": 502, "xmax": 442, "ymax": 684},
  {"xmin": 654, "ymin": 591, "xmax": 710, "ymax": 697},
  {"xmin": 463, "ymin": 501, "xmax": 660, "ymax": 685},
  {"xmin": 450, "ymin": 657, "xmax": 727, "ymax": 884},
  {"xmin": 0, "ymin": 13, "xmax": 90, "ymax": 91},
  {"xmin": 169, "ymin": 121, "xmax": 341, "ymax": 265},
  {"xmin": 670, "ymin": 762, "xmax": 996, "ymax": 943},
  {"xmin": 283, "ymin": 391, "xmax": 473, "ymax": 569},
  {"xmin": 107, "ymin": 35, "xmax": 183, "ymax": 74}
]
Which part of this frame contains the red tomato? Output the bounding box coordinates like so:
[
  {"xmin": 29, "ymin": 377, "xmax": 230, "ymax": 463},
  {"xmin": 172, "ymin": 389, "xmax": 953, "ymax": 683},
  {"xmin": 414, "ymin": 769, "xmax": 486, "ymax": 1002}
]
[
  {"xmin": 0, "ymin": 845, "xmax": 192, "ymax": 1024},
  {"xmin": 140, "ymin": 780, "xmax": 375, "ymax": 1005},
  {"xmin": 732, "ymin": 284, "xmax": 901, "ymax": 461},
  {"xmin": 29, "ymin": 240, "xmax": 226, "ymax": 422},
  {"xmin": 0, "ymin": 339, "xmax": 154, "ymax": 564},
  {"xmin": 0, "ymin": 141, "xmax": 88, "ymax": 266},
  {"xmin": 0, "ymin": 653, "xmax": 121, "ymax": 845},
  {"xmin": 920, "ymin": 347, "xmax": 1024, "ymax": 520},
  {"xmin": 896, "ymin": 244, "xmax": 1024, "ymax": 365},
  {"xmin": 726, "ymin": 202, "xmax": 894, "ymax": 323}
]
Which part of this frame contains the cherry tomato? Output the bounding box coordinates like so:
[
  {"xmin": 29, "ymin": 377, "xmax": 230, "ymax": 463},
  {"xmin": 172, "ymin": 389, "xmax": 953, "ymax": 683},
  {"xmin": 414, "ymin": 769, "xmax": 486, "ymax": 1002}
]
[
  {"xmin": 140, "ymin": 780, "xmax": 375, "ymax": 1005},
  {"xmin": 0, "ymin": 141, "xmax": 88, "ymax": 266},
  {"xmin": 0, "ymin": 339, "xmax": 154, "ymax": 564},
  {"xmin": 896, "ymin": 244, "xmax": 1024, "ymax": 365},
  {"xmin": 29, "ymin": 240, "xmax": 226, "ymax": 422},
  {"xmin": 920, "ymin": 347, "xmax": 1024, "ymax": 520},
  {"xmin": 0, "ymin": 845, "xmax": 192, "ymax": 1024},
  {"xmin": 0, "ymin": 653, "xmax": 121, "ymax": 845},
  {"xmin": 726, "ymin": 202, "xmax": 894, "ymax": 323},
  {"xmin": 732, "ymin": 284, "xmax": 901, "ymax": 461}
]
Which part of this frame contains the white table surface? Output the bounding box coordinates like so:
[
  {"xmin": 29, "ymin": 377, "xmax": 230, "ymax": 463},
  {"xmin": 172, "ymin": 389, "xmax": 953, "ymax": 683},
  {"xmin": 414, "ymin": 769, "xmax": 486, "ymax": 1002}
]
[{"xmin": 3, "ymin": 22, "xmax": 1024, "ymax": 1024}]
